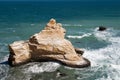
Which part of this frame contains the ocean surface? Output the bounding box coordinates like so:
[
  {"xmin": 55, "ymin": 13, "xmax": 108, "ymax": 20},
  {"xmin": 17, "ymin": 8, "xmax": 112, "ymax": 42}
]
[{"xmin": 0, "ymin": 1, "xmax": 120, "ymax": 80}]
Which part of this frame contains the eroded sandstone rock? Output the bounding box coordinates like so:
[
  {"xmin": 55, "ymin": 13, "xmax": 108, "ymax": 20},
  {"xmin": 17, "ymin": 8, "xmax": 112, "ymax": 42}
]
[
  {"xmin": 8, "ymin": 41, "xmax": 31, "ymax": 66},
  {"xmin": 8, "ymin": 19, "xmax": 90, "ymax": 68}
]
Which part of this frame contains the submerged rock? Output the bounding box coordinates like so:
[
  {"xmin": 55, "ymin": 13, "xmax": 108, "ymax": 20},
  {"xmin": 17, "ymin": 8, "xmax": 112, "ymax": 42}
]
[
  {"xmin": 98, "ymin": 26, "xmax": 107, "ymax": 31},
  {"xmin": 8, "ymin": 19, "xmax": 90, "ymax": 68},
  {"xmin": 56, "ymin": 70, "xmax": 67, "ymax": 78}
]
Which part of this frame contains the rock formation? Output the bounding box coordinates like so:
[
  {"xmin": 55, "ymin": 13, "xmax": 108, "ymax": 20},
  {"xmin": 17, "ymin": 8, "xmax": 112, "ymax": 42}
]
[
  {"xmin": 98, "ymin": 26, "xmax": 107, "ymax": 31},
  {"xmin": 8, "ymin": 19, "xmax": 90, "ymax": 68}
]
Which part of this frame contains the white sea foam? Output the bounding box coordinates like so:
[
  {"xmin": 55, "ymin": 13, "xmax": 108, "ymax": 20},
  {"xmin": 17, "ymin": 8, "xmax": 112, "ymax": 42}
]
[
  {"xmin": 95, "ymin": 76, "xmax": 116, "ymax": 80},
  {"xmin": 93, "ymin": 27, "xmax": 119, "ymax": 43},
  {"xmin": 109, "ymin": 37, "xmax": 120, "ymax": 43},
  {"xmin": 111, "ymin": 64, "xmax": 120, "ymax": 70},
  {"xmin": 84, "ymin": 46, "xmax": 120, "ymax": 80},
  {"xmin": 67, "ymin": 33, "xmax": 92, "ymax": 39},
  {"xmin": 84, "ymin": 41, "xmax": 120, "ymax": 66},
  {"xmin": 0, "ymin": 55, "xmax": 9, "ymax": 62},
  {"xmin": 94, "ymin": 29, "xmax": 112, "ymax": 41},
  {"xmin": 95, "ymin": 66, "xmax": 120, "ymax": 80},
  {"xmin": 83, "ymin": 28, "xmax": 120, "ymax": 80},
  {"xmin": 25, "ymin": 62, "xmax": 60, "ymax": 73}
]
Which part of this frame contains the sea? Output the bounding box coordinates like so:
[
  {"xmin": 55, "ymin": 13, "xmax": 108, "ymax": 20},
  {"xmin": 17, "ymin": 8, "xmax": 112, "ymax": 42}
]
[{"xmin": 0, "ymin": 1, "xmax": 120, "ymax": 80}]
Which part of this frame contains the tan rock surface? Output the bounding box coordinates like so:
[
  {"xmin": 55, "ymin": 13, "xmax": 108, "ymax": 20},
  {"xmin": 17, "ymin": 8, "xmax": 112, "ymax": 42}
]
[
  {"xmin": 8, "ymin": 19, "xmax": 90, "ymax": 68},
  {"xmin": 8, "ymin": 41, "xmax": 31, "ymax": 66}
]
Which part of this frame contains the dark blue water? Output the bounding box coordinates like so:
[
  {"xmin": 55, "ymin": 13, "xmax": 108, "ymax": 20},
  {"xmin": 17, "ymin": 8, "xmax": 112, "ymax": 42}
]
[{"xmin": 0, "ymin": 1, "xmax": 120, "ymax": 80}]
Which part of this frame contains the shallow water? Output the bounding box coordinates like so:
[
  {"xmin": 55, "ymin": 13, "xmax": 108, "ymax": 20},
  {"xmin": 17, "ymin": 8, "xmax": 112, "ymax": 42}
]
[{"xmin": 0, "ymin": 1, "xmax": 120, "ymax": 80}]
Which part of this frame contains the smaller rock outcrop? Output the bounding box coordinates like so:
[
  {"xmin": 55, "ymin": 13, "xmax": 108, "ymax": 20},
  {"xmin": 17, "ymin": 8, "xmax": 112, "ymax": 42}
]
[
  {"xmin": 8, "ymin": 41, "xmax": 31, "ymax": 66},
  {"xmin": 98, "ymin": 26, "xmax": 107, "ymax": 31},
  {"xmin": 75, "ymin": 48, "xmax": 84, "ymax": 55},
  {"xmin": 8, "ymin": 19, "xmax": 90, "ymax": 68}
]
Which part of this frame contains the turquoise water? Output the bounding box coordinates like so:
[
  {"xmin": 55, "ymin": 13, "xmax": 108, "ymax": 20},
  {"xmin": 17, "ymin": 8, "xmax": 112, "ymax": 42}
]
[{"xmin": 0, "ymin": 1, "xmax": 120, "ymax": 80}]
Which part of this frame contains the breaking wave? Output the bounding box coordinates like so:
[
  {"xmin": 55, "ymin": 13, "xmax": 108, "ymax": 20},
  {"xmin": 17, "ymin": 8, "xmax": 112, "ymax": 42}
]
[
  {"xmin": 93, "ymin": 27, "xmax": 113, "ymax": 41},
  {"xmin": 82, "ymin": 28, "xmax": 120, "ymax": 80},
  {"xmin": 24, "ymin": 62, "xmax": 60, "ymax": 73},
  {"xmin": 67, "ymin": 33, "xmax": 92, "ymax": 39}
]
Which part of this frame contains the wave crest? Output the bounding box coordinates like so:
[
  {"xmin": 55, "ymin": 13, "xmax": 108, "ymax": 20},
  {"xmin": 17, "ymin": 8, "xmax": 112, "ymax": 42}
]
[{"xmin": 67, "ymin": 33, "xmax": 92, "ymax": 39}]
